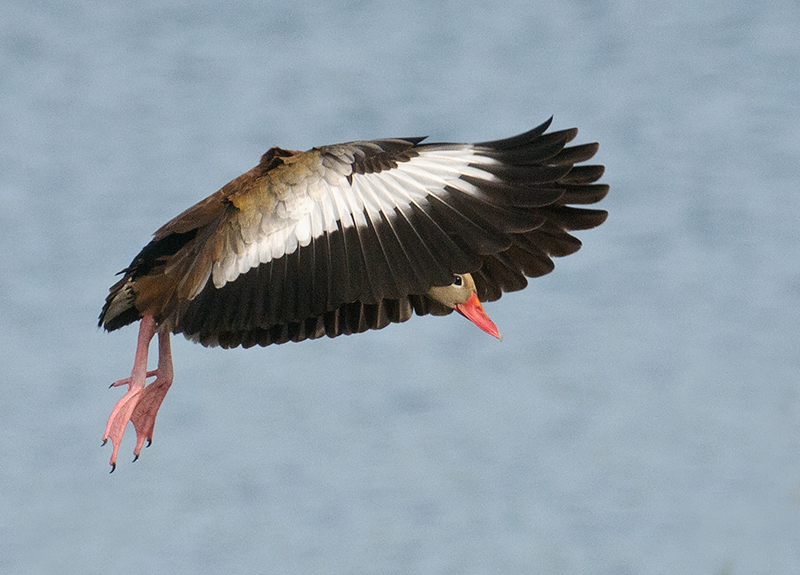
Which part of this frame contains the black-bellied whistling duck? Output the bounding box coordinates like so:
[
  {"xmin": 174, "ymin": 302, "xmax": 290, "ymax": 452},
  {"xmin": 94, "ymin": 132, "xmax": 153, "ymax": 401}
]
[{"xmin": 99, "ymin": 118, "xmax": 608, "ymax": 471}]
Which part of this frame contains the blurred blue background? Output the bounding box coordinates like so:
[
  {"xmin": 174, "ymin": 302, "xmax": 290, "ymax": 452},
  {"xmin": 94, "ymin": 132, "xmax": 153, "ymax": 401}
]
[{"xmin": 2, "ymin": 1, "xmax": 799, "ymax": 573}]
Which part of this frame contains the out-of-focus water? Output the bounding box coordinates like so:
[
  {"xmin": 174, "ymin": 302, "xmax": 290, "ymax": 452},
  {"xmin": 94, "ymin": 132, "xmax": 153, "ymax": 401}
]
[{"xmin": 2, "ymin": 1, "xmax": 799, "ymax": 573}]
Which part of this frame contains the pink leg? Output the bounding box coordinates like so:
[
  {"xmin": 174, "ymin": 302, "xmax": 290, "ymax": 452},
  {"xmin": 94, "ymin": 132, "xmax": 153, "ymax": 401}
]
[
  {"xmin": 130, "ymin": 330, "xmax": 173, "ymax": 459},
  {"xmin": 109, "ymin": 370, "xmax": 158, "ymax": 389},
  {"xmin": 102, "ymin": 316, "xmax": 174, "ymax": 472}
]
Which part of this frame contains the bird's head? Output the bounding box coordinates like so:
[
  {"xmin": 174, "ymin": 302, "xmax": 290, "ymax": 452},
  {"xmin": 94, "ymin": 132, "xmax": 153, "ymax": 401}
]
[{"xmin": 426, "ymin": 273, "xmax": 502, "ymax": 340}]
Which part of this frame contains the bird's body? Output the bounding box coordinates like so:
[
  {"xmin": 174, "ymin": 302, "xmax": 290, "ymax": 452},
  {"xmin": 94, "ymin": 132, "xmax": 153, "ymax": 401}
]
[{"xmin": 100, "ymin": 118, "xmax": 608, "ymax": 470}]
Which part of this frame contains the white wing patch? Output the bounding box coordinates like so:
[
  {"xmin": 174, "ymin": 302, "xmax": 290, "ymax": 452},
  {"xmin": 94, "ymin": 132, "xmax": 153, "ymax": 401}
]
[{"xmin": 212, "ymin": 145, "xmax": 501, "ymax": 288}]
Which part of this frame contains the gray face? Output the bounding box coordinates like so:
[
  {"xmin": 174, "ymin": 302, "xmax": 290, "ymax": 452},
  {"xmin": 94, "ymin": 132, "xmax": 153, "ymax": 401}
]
[{"xmin": 425, "ymin": 273, "xmax": 477, "ymax": 308}]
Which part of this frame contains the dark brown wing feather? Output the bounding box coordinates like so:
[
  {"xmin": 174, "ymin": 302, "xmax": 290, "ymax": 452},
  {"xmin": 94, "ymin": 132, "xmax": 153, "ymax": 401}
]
[{"xmin": 100, "ymin": 119, "xmax": 608, "ymax": 348}]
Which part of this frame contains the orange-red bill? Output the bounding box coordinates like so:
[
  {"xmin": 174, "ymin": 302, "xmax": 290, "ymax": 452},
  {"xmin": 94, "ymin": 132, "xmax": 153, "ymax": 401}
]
[{"xmin": 454, "ymin": 293, "xmax": 502, "ymax": 340}]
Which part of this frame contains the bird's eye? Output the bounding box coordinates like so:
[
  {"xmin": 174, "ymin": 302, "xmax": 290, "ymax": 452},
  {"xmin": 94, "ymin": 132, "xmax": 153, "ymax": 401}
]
[{"xmin": 452, "ymin": 275, "xmax": 463, "ymax": 287}]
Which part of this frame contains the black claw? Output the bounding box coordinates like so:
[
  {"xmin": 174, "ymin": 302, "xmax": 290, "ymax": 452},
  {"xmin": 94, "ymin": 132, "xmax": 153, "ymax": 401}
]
[
  {"xmin": 133, "ymin": 453, "xmax": 139, "ymax": 463},
  {"xmin": 109, "ymin": 462, "xmax": 116, "ymax": 473},
  {"xmin": 102, "ymin": 438, "xmax": 107, "ymax": 447},
  {"xmin": 146, "ymin": 438, "xmax": 152, "ymax": 448}
]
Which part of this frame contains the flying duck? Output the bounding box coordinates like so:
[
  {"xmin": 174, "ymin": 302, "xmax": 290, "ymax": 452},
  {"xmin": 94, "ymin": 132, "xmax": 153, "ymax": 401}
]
[{"xmin": 99, "ymin": 117, "xmax": 609, "ymax": 471}]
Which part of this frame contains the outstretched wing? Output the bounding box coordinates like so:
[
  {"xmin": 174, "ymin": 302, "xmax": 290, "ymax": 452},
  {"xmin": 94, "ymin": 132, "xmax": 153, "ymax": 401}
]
[{"xmin": 101, "ymin": 118, "xmax": 608, "ymax": 348}]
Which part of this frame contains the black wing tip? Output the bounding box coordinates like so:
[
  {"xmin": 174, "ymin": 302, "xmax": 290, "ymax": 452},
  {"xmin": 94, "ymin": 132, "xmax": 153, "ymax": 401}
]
[
  {"xmin": 474, "ymin": 117, "xmax": 555, "ymax": 149},
  {"xmin": 593, "ymin": 209, "xmax": 609, "ymax": 227},
  {"xmin": 560, "ymin": 183, "xmax": 610, "ymax": 206},
  {"xmin": 561, "ymin": 207, "xmax": 609, "ymax": 230}
]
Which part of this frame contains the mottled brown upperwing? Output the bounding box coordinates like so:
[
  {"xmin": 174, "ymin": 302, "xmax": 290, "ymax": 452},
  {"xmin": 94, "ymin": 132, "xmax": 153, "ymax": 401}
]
[{"xmin": 99, "ymin": 149, "xmax": 303, "ymax": 331}]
